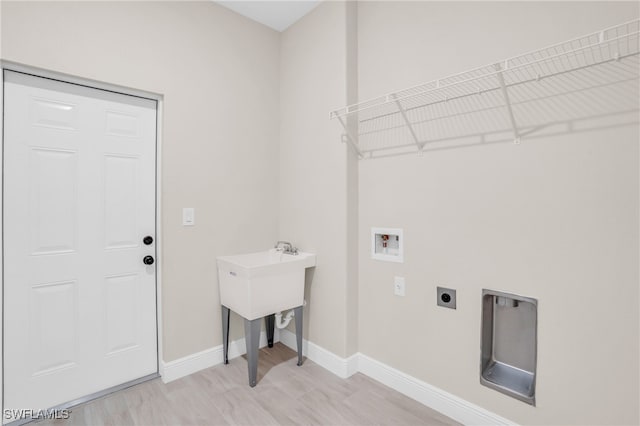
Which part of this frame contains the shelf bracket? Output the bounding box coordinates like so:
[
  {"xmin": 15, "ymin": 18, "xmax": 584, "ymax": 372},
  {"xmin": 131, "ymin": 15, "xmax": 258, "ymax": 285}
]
[
  {"xmin": 494, "ymin": 63, "xmax": 521, "ymax": 144},
  {"xmin": 391, "ymin": 94, "xmax": 424, "ymax": 151},
  {"xmin": 335, "ymin": 115, "xmax": 363, "ymax": 158}
]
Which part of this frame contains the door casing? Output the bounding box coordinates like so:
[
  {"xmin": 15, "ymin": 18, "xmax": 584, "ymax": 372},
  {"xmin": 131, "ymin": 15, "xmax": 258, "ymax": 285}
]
[{"xmin": 0, "ymin": 61, "xmax": 165, "ymax": 415}]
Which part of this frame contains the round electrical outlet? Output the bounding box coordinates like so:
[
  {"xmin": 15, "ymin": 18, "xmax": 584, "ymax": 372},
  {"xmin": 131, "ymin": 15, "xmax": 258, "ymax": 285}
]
[{"xmin": 441, "ymin": 293, "xmax": 451, "ymax": 303}]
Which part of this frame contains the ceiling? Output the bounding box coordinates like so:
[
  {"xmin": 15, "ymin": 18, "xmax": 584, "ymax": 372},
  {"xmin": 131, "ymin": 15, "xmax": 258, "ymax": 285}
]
[{"xmin": 215, "ymin": 1, "xmax": 321, "ymax": 32}]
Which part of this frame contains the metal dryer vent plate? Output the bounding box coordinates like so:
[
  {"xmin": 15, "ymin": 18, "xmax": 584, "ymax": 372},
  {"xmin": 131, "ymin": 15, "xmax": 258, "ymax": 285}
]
[{"xmin": 437, "ymin": 287, "xmax": 456, "ymax": 309}]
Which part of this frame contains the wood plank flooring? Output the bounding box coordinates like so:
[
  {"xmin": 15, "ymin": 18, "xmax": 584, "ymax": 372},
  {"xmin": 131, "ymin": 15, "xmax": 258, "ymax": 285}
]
[{"xmin": 37, "ymin": 343, "xmax": 459, "ymax": 426}]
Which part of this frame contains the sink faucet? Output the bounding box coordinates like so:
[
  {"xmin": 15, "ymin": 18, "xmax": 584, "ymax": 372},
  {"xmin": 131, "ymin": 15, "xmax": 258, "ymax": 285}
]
[{"xmin": 274, "ymin": 241, "xmax": 298, "ymax": 255}]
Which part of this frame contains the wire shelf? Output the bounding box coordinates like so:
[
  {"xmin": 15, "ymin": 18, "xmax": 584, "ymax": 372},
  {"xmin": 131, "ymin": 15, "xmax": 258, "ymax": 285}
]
[{"xmin": 331, "ymin": 19, "xmax": 640, "ymax": 159}]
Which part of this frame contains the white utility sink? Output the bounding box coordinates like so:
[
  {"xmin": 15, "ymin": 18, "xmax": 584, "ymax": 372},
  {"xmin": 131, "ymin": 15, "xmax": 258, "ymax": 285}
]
[{"xmin": 217, "ymin": 249, "xmax": 316, "ymax": 320}]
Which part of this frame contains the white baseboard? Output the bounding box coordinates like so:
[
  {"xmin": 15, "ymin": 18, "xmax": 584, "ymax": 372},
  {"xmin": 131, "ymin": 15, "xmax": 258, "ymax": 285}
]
[
  {"xmin": 357, "ymin": 354, "xmax": 514, "ymax": 426},
  {"xmin": 162, "ymin": 329, "xmax": 512, "ymax": 425},
  {"xmin": 278, "ymin": 329, "xmax": 512, "ymax": 425},
  {"xmin": 278, "ymin": 329, "xmax": 358, "ymax": 379},
  {"xmin": 160, "ymin": 330, "xmax": 274, "ymax": 383}
]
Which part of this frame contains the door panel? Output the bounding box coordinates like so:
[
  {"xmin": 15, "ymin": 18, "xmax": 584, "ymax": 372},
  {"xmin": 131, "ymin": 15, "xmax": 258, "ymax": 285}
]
[
  {"xmin": 104, "ymin": 155, "xmax": 139, "ymax": 249},
  {"xmin": 105, "ymin": 110, "xmax": 139, "ymax": 137},
  {"xmin": 30, "ymin": 280, "xmax": 79, "ymax": 375},
  {"xmin": 30, "ymin": 97, "xmax": 78, "ymax": 131},
  {"xmin": 105, "ymin": 273, "xmax": 140, "ymax": 355},
  {"xmin": 30, "ymin": 148, "xmax": 78, "ymax": 255},
  {"xmin": 3, "ymin": 70, "xmax": 158, "ymax": 419}
]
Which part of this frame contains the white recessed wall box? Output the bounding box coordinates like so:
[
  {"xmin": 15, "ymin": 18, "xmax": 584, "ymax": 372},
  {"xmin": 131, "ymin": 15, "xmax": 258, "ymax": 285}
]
[{"xmin": 371, "ymin": 227, "xmax": 403, "ymax": 263}]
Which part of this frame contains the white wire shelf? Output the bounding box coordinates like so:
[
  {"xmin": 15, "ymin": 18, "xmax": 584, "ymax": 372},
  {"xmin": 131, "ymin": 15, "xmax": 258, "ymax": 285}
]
[{"xmin": 331, "ymin": 19, "xmax": 640, "ymax": 159}]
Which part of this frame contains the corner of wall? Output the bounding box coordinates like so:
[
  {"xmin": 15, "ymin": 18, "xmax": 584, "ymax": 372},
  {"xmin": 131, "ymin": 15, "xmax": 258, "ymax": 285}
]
[
  {"xmin": 344, "ymin": 0, "xmax": 359, "ymax": 357},
  {"xmin": 278, "ymin": 0, "xmax": 355, "ymax": 359}
]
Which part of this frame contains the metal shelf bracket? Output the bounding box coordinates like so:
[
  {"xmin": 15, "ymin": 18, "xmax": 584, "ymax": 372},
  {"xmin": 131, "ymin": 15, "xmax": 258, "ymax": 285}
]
[
  {"xmin": 494, "ymin": 62, "xmax": 521, "ymax": 145},
  {"xmin": 335, "ymin": 115, "xmax": 363, "ymax": 158},
  {"xmin": 391, "ymin": 93, "xmax": 424, "ymax": 150}
]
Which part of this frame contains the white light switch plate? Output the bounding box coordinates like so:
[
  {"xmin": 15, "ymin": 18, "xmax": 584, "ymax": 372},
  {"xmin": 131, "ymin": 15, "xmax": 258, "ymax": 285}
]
[
  {"xmin": 183, "ymin": 208, "xmax": 195, "ymax": 226},
  {"xmin": 394, "ymin": 277, "xmax": 405, "ymax": 296}
]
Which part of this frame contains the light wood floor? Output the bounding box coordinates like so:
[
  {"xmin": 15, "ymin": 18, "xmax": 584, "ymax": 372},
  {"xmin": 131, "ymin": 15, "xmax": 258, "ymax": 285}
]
[{"xmin": 37, "ymin": 343, "xmax": 459, "ymax": 426}]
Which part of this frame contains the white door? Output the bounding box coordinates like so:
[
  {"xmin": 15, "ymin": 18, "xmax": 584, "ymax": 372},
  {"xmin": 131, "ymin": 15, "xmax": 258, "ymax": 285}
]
[{"xmin": 3, "ymin": 70, "xmax": 158, "ymax": 417}]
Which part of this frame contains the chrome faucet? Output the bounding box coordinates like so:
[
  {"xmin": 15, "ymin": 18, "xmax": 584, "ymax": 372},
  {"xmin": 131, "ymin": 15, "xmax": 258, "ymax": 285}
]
[{"xmin": 274, "ymin": 241, "xmax": 298, "ymax": 255}]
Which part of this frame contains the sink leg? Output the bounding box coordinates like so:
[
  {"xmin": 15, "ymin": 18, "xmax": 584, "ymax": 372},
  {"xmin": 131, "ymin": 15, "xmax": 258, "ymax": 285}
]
[
  {"xmin": 222, "ymin": 305, "xmax": 230, "ymax": 365},
  {"xmin": 265, "ymin": 314, "xmax": 275, "ymax": 348},
  {"xmin": 294, "ymin": 305, "xmax": 303, "ymax": 366},
  {"xmin": 244, "ymin": 318, "xmax": 261, "ymax": 387}
]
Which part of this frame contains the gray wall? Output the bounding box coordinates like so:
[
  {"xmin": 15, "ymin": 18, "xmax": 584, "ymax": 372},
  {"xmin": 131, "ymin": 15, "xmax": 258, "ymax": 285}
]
[
  {"xmin": 279, "ymin": 1, "xmax": 358, "ymax": 357},
  {"xmin": 357, "ymin": 2, "xmax": 639, "ymax": 424},
  {"xmin": 2, "ymin": 1, "xmax": 639, "ymax": 424},
  {"xmin": 1, "ymin": 1, "xmax": 281, "ymax": 362}
]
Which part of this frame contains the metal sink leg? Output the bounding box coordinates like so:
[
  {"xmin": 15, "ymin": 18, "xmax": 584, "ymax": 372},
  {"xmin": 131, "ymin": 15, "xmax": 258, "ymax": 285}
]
[
  {"xmin": 244, "ymin": 317, "xmax": 261, "ymax": 387},
  {"xmin": 222, "ymin": 305, "xmax": 230, "ymax": 364},
  {"xmin": 265, "ymin": 314, "xmax": 275, "ymax": 348},
  {"xmin": 294, "ymin": 305, "xmax": 303, "ymax": 366}
]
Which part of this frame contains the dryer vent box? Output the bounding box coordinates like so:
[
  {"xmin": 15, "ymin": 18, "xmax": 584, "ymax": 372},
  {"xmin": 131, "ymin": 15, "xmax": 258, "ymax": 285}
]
[
  {"xmin": 480, "ymin": 289, "xmax": 538, "ymax": 406},
  {"xmin": 371, "ymin": 227, "xmax": 403, "ymax": 263}
]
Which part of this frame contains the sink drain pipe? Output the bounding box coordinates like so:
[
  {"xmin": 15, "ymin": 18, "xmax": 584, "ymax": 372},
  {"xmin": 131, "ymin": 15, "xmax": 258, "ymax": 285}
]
[{"xmin": 275, "ymin": 310, "xmax": 295, "ymax": 329}]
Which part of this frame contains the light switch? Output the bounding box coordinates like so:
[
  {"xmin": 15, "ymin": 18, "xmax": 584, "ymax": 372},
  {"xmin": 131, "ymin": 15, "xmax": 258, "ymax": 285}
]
[
  {"xmin": 394, "ymin": 277, "xmax": 406, "ymax": 296},
  {"xmin": 183, "ymin": 208, "xmax": 195, "ymax": 226}
]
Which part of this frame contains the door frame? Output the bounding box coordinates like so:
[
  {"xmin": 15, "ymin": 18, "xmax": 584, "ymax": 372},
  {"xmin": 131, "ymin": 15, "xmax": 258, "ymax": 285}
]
[{"xmin": 0, "ymin": 61, "xmax": 165, "ymax": 416}]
